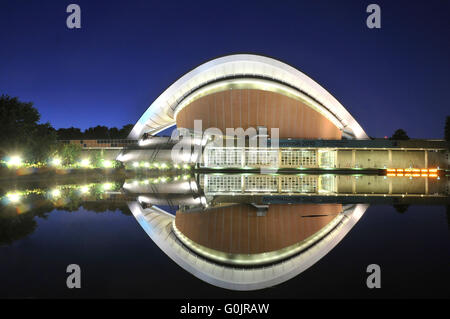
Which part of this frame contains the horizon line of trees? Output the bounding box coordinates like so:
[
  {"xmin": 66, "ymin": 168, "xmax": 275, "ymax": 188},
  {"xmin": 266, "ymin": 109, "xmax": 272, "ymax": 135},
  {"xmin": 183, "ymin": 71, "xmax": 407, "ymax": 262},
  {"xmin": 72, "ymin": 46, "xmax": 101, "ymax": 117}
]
[{"xmin": 56, "ymin": 124, "xmax": 134, "ymax": 140}]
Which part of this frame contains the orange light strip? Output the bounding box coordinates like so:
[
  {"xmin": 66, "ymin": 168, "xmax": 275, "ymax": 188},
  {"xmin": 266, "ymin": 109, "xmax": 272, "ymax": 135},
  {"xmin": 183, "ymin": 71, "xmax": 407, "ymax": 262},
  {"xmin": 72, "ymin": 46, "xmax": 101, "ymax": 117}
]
[{"xmin": 386, "ymin": 168, "xmax": 439, "ymax": 178}]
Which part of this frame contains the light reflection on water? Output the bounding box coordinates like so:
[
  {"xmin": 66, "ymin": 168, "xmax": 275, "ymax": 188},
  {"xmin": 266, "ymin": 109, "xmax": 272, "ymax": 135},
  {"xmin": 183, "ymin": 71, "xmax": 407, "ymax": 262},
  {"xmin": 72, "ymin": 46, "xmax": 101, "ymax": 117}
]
[{"xmin": 0, "ymin": 173, "xmax": 449, "ymax": 297}]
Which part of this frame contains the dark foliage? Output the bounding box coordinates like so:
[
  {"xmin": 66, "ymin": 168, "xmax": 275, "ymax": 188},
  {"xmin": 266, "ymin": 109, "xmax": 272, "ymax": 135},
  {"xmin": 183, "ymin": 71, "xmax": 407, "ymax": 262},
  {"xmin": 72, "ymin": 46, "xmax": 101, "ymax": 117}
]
[
  {"xmin": 390, "ymin": 129, "xmax": 410, "ymax": 140},
  {"xmin": 0, "ymin": 94, "xmax": 57, "ymax": 161}
]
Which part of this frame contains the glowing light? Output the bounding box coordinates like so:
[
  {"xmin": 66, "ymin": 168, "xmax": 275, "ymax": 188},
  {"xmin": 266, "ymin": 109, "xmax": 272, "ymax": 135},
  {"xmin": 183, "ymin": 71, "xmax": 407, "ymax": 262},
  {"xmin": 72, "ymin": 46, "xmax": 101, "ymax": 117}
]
[
  {"xmin": 80, "ymin": 185, "xmax": 89, "ymax": 194},
  {"xmin": 429, "ymin": 174, "xmax": 438, "ymax": 178},
  {"xmin": 103, "ymin": 160, "xmax": 113, "ymax": 168},
  {"xmin": 387, "ymin": 168, "xmax": 439, "ymax": 178},
  {"xmin": 6, "ymin": 192, "xmax": 21, "ymax": 203},
  {"xmin": 183, "ymin": 164, "xmax": 190, "ymax": 169},
  {"xmin": 51, "ymin": 189, "xmax": 61, "ymax": 198},
  {"xmin": 160, "ymin": 163, "xmax": 168, "ymax": 169},
  {"xmin": 80, "ymin": 158, "xmax": 90, "ymax": 167},
  {"xmin": 160, "ymin": 177, "xmax": 167, "ymax": 183},
  {"xmin": 143, "ymin": 162, "xmax": 150, "ymax": 168},
  {"xmin": 102, "ymin": 182, "xmax": 113, "ymax": 191},
  {"xmin": 51, "ymin": 157, "xmax": 62, "ymax": 166},
  {"xmin": 7, "ymin": 156, "xmax": 22, "ymax": 167},
  {"xmin": 183, "ymin": 175, "xmax": 189, "ymax": 180},
  {"xmin": 132, "ymin": 162, "xmax": 139, "ymax": 168}
]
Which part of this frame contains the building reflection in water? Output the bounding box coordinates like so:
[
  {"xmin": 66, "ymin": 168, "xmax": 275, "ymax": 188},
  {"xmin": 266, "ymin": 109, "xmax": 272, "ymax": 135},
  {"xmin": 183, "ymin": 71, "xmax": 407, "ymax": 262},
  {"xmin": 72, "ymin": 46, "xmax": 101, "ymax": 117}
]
[
  {"xmin": 128, "ymin": 200, "xmax": 367, "ymax": 290},
  {"xmin": 123, "ymin": 171, "xmax": 446, "ymax": 290},
  {"xmin": 1, "ymin": 172, "xmax": 448, "ymax": 290}
]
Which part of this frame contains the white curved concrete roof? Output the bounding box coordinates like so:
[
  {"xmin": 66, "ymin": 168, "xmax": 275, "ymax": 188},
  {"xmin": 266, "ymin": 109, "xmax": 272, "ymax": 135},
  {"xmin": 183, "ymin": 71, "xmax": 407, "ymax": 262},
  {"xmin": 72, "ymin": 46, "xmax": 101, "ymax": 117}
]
[
  {"xmin": 130, "ymin": 54, "xmax": 368, "ymax": 139},
  {"xmin": 128, "ymin": 202, "xmax": 368, "ymax": 291}
]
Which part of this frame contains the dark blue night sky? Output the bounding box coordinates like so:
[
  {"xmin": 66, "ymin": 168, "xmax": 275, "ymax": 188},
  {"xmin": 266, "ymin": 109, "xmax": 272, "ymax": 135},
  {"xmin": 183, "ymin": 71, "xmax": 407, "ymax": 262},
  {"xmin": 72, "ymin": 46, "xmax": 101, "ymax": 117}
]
[{"xmin": 1, "ymin": 0, "xmax": 449, "ymax": 138}]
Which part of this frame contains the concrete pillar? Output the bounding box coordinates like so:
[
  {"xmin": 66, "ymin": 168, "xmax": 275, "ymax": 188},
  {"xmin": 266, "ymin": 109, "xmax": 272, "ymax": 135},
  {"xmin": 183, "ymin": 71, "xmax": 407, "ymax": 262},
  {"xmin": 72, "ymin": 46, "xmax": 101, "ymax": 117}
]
[
  {"xmin": 424, "ymin": 151, "xmax": 428, "ymax": 169},
  {"xmin": 352, "ymin": 177, "xmax": 356, "ymax": 194},
  {"xmin": 334, "ymin": 150, "xmax": 338, "ymax": 168},
  {"xmin": 425, "ymin": 177, "xmax": 429, "ymax": 195},
  {"xmin": 277, "ymin": 176, "xmax": 282, "ymax": 193},
  {"xmin": 352, "ymin": 150, "xmax": 356, "ymax": 167},
  {"xmin": 278, "ymin": 148, "xmax": 282, "ymax": 167},
  {"xmin": 388, "ymin": 179, "xmax": 392, "ymax": 194},
  {"xmin": 316, "ymin": 149, "xmax": 320, "ymax": 168},
  {"xmin": 388, "ymin": 150, "xmax": 392, "ymax": 167},
  {"xmin": 318, "ymin": 176, "xmax": 322, "ymax": 194}
]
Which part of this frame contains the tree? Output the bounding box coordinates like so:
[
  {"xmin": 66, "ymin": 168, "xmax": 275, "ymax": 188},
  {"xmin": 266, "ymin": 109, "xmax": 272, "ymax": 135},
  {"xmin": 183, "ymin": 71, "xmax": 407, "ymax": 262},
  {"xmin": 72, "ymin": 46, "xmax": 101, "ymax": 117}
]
[
  {"xmin": 90, "ymin": 149, "xmax": 104, "ymax": 167},
  {"xmin": 55, "ymin": 124, "xmax": 134, "ymax": 140},
  {"xmin": 32, "ymin": 123, "xmax": 58, "ymax": 162},
  {"xmin": 0, "ymin": 94, "xmax": 57, "ymax": 162},
  {"xmin": 109, "ymin": 127, "xmax": 120, "ymax": 139},
  {"xmin": 57, "ymin": 127, "xmax": 83, "ymax": 139},
  {"xmin": 57, "ymin": 143, "xmax": 82, "ymax": 165},
  {"xmin": 445, "ymin": 116, "xmax": 450, "ymax": 142},
  {"xmin": 119, "ymin": 124, "xmax": 134, "ymax": 138},
  {"xmin": 84, "ymin": 125, "xmax": 110, "ymax": 139},
  {"xmin": 390, "ymin": 129, "xmax": 410, "ymax": 140}
]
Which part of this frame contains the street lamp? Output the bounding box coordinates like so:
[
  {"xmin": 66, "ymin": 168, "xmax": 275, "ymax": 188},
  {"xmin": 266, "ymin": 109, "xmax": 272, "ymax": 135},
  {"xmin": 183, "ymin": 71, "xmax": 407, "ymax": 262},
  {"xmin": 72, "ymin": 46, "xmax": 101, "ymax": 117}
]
[
  {"xmin": 7, "ymin": 156, "xmax": 22, "ymax": 167},
  {"xmin": 80, "ymin": 158, "xmax": 90, "ymax": 167},
  {"xmin": 103, "ymin": 159, "xmax": 113, "ymax": 168}
]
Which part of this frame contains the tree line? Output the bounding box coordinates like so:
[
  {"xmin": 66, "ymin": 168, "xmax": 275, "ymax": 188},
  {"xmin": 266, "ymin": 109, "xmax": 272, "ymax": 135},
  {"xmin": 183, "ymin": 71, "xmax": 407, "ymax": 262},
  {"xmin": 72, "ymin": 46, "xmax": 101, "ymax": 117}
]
[
  {"xmin": 0, "ymin": 94, "xmax": 133, "ymax": 163},
  {"xmin": 56, "ymin": 124, "xmax": 134, "ymax": 140}
]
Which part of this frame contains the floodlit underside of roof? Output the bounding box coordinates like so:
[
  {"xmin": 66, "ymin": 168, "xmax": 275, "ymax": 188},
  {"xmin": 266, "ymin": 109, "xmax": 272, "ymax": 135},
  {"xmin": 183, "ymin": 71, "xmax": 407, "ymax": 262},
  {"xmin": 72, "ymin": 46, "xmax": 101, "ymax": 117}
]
[
  {"xmin": 128, "ymin": 202, "xmax": 368, "ymax": 291},
  {"xmin": 129, "ymin": 54, "xmax": 368, "ymax": 140}
]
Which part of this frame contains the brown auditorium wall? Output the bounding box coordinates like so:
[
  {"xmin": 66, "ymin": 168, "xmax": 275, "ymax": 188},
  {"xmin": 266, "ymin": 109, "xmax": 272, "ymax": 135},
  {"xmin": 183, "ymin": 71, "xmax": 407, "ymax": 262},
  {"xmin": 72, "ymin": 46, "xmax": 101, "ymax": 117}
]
[
  {"xmin": 175, "ymin": 203, "xmax": 342, "ymax": 255},
  {"xmin": 175, "ymin": 89, "xmax": 342, "ymax": 139}
]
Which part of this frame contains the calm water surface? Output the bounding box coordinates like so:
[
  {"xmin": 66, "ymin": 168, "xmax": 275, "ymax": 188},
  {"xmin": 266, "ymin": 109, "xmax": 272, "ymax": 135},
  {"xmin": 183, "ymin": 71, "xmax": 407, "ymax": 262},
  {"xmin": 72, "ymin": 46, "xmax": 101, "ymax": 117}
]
[{"xmin": 0, "ymin": 177, "xmax": 449, "ymax": 298}]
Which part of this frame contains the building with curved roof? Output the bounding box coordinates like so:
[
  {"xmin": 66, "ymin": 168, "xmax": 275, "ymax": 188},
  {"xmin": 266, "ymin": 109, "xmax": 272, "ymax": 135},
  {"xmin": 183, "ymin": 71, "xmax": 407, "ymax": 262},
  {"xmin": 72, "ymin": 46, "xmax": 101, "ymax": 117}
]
[{"xmin": 129, "ymin": 54, "xmax": 368, "ymax": 140}]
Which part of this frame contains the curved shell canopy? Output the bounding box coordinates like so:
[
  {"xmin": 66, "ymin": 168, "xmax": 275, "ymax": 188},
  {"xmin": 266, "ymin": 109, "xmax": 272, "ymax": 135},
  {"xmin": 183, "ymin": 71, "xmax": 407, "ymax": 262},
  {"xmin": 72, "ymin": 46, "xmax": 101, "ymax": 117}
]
[{"xmin": 130, "ymin": 54, "xmax": 368, "ymax": 140}]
